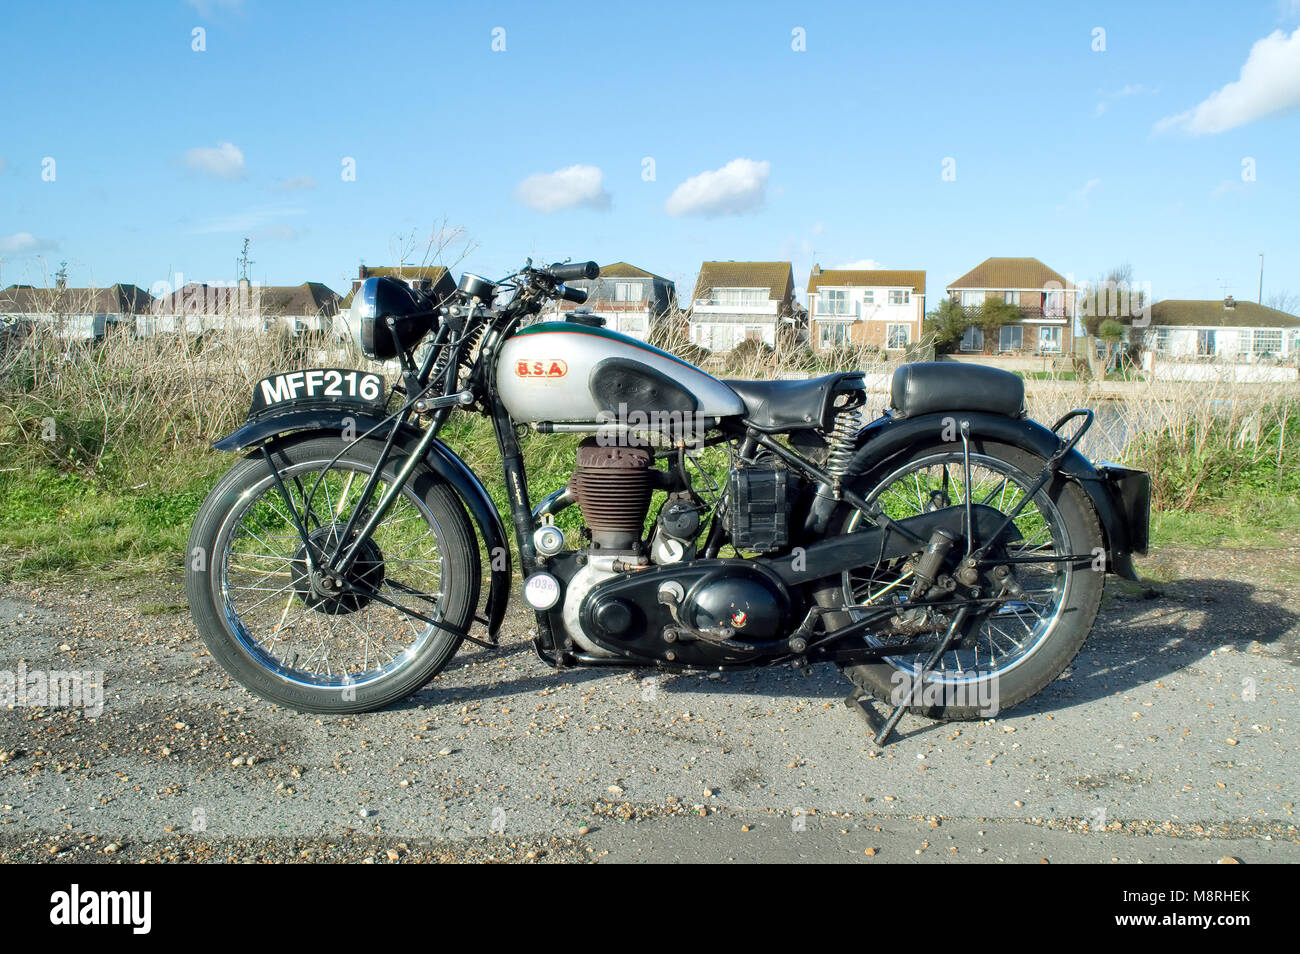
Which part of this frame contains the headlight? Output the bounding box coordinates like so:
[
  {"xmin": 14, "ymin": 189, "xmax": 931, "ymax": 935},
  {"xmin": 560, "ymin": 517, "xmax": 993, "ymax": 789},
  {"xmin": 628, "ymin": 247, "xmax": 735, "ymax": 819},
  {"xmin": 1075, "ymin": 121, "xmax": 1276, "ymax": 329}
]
[{"xmin": 348, "ymin": 277, "xmax": 436, "ymax": 360}]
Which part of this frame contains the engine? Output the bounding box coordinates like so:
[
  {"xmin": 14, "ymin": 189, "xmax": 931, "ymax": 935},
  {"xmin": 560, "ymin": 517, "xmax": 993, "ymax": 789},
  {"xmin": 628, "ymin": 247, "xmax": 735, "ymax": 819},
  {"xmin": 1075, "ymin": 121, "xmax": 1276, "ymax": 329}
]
[
  {"xmin": 568, "ymin": 437, "xmax": 652, "ymax": 552},
  {"xmin": 548, "ymin": 437, "xmax": 793, "ymax": 661}
]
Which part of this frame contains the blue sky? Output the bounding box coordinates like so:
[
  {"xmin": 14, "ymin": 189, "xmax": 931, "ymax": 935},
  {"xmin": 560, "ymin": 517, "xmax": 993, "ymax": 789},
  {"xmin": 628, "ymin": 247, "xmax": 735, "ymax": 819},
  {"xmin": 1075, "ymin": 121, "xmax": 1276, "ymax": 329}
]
[{"xmin": 2, "ymin": 0, "xmax": 1298, "ymax": 307}]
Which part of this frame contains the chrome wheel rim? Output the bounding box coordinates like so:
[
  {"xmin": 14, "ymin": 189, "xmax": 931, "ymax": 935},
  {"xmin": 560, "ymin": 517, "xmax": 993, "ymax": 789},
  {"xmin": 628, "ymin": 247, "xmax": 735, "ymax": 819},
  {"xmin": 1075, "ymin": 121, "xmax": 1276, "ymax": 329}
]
[
  {"xmin": 842, "ymin": 451, "xmax": 1071, "ymax": 684},
  {"xmin": 212, "ymin": 458, "xmax": 449, "ymax": 691}
]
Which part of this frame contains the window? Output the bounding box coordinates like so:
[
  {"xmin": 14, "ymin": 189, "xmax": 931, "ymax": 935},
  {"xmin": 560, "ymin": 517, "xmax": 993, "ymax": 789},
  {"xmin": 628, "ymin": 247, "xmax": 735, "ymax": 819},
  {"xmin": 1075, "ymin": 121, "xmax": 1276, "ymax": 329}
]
[
  {"xmin": 888, "ymin": 289, "xmax": 910, "ymax": 306},
  {"xmin": 711, "ymin": 288, "xmax": 768, "ymax": 308},
  {"xmin": 1153, "ymin": 328, "xmax": 1171, "ymax": 352},
  {"xmin": 1038, "ymin": 326, "xmax": 1061, "ymax": 352},
  {"xmin": 1045, "ymin": 291, "xmax": 1066, "ymax": 317},
  {"xmin": 960, "ymin": 325, "xmax": 983, "ymax": 351},
  {"xmin": 1004, "ymin": 291, "xmax": 1020, "ymax": 305},
  {"xmin": 1252, "ymin": 328, "xmax": 1283, "ymax": 356},
  {"xmin": 999, "ymin": 325, "xmax": 1023, "ymax": 352},
  {"xmin": 1196, "ymin": 329, "xmax": 1216, "ymax": 356},
  {"xmin": 863, "ymin": 290, "xmax": 874, "ymax": 305},
  {"xmin": 819, "ymin": 289, "xmax": 850, "ymax": 315},
  {"xmin": 886, "ymin": 323, "xmax": 910, "ymax": 349},
  {"xmin": 613, "ymin": 282, "xmax": 643, "ymax": 303},
  {"xmin": 818, "ymin": 322, "xmax": 850, "ymax": 349},
  {"xmin": 961, "ymin": 291, "xmax": 984, "ymax": 309},
  {"xmin": 744, "ymin": 326, "xmax": 763, "ymax": 343}
]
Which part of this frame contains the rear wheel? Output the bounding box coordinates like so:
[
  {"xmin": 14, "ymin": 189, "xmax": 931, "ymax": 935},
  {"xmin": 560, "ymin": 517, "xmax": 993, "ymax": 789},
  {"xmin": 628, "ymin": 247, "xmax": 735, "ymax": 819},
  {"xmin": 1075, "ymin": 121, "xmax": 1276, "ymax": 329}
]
[
  {"xmin": 815, "ymin": 440, "xmax": 1104, "ymax": 721},
  {"xmin": 186, "ymin": 436, "xmax": 480, "ymax": 713}
]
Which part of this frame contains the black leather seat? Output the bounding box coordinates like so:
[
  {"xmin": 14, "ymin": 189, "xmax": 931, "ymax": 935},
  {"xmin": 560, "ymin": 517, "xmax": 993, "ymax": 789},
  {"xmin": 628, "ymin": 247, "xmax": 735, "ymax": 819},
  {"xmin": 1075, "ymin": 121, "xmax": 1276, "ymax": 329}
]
[
  {"xmin": 723, "ymin": 372, "xmax": 860, "ymax": 431},
  {"xmin": 890, "ymin": 362, "xmax": 1024, "ymax": 419}
]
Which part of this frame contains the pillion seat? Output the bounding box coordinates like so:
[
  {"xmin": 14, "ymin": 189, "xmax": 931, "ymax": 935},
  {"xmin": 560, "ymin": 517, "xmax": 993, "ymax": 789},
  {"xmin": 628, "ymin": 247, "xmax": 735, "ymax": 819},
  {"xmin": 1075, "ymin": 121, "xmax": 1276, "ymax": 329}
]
[{"xmin": 889, "ymin": 362, "xmax": 1024, "ymax": 419}]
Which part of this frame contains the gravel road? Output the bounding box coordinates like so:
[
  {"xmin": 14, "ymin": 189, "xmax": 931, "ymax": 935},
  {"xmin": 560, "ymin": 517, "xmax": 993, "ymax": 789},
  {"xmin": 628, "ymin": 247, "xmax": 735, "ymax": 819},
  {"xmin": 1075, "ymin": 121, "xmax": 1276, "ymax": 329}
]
[{"xmin": 2, "ymin": 543, "xmax": 1297, "ymax": 863}]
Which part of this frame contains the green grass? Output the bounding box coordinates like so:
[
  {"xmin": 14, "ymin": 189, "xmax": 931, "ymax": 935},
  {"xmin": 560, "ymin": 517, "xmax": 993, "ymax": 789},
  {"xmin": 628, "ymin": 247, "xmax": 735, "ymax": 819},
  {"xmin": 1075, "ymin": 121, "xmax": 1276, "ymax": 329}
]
[
  {"xmin": 1149, "ymin": 497, "xmax": 1300, "ymax": 549},
  {"xmin": 0, "ymin": 456, "xmax": 225, "ymax": 579}
]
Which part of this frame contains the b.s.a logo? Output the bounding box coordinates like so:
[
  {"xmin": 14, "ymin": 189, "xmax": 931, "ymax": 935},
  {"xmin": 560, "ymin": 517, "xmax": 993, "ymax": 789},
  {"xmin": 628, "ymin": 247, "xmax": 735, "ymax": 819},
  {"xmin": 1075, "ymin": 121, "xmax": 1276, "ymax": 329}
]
[{"xmin": 515, "ymin": 359, "xmax": 568, "ymax": 378}]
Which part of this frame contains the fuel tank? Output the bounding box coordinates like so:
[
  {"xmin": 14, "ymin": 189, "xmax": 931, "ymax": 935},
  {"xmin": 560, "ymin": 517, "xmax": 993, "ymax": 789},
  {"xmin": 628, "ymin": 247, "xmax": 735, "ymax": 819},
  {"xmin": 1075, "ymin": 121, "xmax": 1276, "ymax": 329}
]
[{"xmin": 495, "ymin": 321, "xmax": 744, "ymax": 424}]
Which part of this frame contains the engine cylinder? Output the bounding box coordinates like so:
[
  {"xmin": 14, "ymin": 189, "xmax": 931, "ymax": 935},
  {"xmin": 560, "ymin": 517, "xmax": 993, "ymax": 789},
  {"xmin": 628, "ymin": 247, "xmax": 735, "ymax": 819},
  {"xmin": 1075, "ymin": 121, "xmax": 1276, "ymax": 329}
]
[{"xmin": 569, "ymin": 437, "xmax": 652, "ymax": 550}]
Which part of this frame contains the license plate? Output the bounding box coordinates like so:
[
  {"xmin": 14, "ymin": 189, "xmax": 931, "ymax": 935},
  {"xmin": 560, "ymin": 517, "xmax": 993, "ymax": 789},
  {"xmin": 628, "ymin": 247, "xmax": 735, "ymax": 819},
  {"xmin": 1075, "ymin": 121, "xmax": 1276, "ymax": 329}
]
[{"xmin": 249, "ymin": 368, "xmax": 386, "ymax": 417}]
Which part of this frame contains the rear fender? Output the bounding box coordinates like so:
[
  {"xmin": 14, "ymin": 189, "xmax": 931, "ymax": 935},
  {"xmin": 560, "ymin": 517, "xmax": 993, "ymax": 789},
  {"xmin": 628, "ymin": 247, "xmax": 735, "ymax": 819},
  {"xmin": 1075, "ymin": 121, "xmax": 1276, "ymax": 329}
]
[
  {"xmin": 213, "ymin": 407, "xmax": 512, "ymax": 635},
  {"xmin": 842, "ymin": 411, "xmax": 1146, "ymax": 580}
]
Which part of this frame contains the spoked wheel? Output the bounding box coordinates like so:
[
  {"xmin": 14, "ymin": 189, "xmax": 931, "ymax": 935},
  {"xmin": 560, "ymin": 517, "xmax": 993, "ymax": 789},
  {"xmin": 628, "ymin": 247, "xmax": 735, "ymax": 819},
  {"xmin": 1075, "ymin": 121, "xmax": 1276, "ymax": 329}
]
[
  {"xmin": 816, "ymin": 439, "xmax": 1105, "ymax": 721},
  {"xmin": 186, "ymin": 436, "xmax": 479, "ymax": 713}
]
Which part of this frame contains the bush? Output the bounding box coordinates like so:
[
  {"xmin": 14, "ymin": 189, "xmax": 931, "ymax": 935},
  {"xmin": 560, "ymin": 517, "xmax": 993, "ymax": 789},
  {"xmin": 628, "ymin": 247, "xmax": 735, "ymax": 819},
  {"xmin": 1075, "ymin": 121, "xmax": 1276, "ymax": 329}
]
[{"xmin": 723, "ymin": 339, "xmax": 775, "ymax": 375}]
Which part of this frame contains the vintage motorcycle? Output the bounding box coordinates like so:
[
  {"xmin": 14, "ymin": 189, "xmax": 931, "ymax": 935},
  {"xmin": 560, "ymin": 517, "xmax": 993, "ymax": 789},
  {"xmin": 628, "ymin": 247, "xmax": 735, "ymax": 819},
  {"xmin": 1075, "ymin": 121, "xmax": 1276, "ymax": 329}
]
[{"xmin": 186, "ymin": 260, "xmax": 1150, "ymax": 744}]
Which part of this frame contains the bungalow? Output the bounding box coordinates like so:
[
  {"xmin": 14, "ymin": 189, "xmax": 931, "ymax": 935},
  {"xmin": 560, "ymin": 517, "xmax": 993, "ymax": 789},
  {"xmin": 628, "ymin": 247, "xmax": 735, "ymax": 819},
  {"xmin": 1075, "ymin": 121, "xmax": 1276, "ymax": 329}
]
[
  {"xmin": 0, "ymin": 282, "xmax": 152, "ymax": 338},
  {"xmin": 1144, "ymin": 297, "xmax": 1300, "ymax": 360},
  {"xmin": 150, "ymin": 280, "xmax": 341, "ymax": 336},
  {"xmin": 946, "ymin": 257, "xmax": 1077, "ymax": 355},
  {"xmin": 541, "ymin": 262, "xmax": 677, "ymax": 340},
  {"xmin": 806, "ymin": 265, "xmax": 925, "ymax": 353},
  {"xmin": 688, "ymin": 261, "xmax": 796, "ymax": 351}
]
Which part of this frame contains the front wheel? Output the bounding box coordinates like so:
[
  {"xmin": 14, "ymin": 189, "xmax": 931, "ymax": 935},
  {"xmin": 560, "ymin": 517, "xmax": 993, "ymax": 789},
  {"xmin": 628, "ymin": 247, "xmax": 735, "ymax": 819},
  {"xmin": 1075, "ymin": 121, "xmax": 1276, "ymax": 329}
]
[
  {"xmin": 815, "ymin": 439, "xmax": 1105, "ymax": 721},
  {"xmin": 185, "ymin": 435, "xmax": 480, "ymax": 713}
]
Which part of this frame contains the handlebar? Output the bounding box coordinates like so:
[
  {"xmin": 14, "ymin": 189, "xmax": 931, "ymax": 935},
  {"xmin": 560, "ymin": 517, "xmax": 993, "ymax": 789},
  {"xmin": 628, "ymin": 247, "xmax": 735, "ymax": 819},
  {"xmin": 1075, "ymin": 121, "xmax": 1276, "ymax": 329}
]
[
  {"xmin": 553, "ymin": 284, "xmax": 589, "ymax": 304},
  {"xmin": 544, "ymin": 261, "xmax": 599, "ymax": 282}
]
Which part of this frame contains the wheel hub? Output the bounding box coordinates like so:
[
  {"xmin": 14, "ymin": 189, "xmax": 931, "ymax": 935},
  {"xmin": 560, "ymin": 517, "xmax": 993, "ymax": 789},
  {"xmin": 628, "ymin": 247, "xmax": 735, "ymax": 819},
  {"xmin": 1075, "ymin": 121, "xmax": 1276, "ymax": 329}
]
[{"xmin": 289, "ymin": 524, "xmax": 385, "ymax": 615}]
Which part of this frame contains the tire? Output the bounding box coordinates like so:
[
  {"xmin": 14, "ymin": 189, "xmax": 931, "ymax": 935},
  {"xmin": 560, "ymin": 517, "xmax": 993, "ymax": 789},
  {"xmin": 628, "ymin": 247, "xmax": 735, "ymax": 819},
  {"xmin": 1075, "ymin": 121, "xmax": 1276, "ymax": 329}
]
[
  {"xmin": 186, "ymin": 435, "xmax": 480, "ymax": 713},
  {"xmin": 814, "ymin": 439, "xmax": 1105, "ymax": 721}
]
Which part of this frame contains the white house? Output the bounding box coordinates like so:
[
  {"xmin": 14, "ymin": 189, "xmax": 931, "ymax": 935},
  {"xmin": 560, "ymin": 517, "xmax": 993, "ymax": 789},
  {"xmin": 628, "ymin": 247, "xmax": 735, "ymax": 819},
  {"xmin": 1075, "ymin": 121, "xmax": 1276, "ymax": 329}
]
[
  {"xmin": 149, "ymin": 280, "xmax": 341, "ymax": 336},
  {"xmin": 540, "ymin": 262, "xmax": 677, "ymax": 340},
  {"xmin": 688, "ymin": 261, "xmax": 797, "ymax": 351},
  {"xmin": 806, "ymin": 266, "xmax": 926, "ymax": 353},
  {"xmin": 1145, "ymin": 297, "xmax": 1300, "ymax": 361},
  {"xmin": 0, "ymin": 283, "xmax": 152, "ymax": 338}
]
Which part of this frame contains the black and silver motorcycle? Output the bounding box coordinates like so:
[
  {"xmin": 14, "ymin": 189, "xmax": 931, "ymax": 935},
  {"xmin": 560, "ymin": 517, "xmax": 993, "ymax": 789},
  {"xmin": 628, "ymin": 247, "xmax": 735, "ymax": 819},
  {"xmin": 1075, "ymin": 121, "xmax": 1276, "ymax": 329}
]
[{"xmin": 186, "ymin": 260, "xmax": 1150, "ymax": 744}]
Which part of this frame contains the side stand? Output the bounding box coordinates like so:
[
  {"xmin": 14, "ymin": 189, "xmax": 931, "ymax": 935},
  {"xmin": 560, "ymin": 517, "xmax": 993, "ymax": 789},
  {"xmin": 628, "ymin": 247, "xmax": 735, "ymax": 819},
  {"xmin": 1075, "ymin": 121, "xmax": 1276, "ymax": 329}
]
[{"xmin": 862, "ymin": 606, "xmax": 972, "ymax": 749}]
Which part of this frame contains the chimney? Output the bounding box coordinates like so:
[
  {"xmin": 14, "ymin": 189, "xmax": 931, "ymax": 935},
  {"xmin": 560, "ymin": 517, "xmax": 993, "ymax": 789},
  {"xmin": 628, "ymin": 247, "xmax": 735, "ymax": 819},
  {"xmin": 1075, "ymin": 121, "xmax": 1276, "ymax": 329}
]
[
  {"xmin": 811, "ymin": 263, "xmax": 822, "ymax": 276},
  {"xmin": 1223, "ymin": 295, "xmax": 1236, "ymax": 310}
]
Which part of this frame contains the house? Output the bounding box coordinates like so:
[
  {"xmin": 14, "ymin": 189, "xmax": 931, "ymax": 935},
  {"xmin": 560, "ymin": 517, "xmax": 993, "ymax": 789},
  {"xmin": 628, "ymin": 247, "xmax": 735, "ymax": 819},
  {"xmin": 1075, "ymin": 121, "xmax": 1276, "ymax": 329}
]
[
  {"xmin": 542, "ymin": 262, "xmax": 676, "ymax": 340},
  {"xmin": 1144, "ymin": 297, "xmax": 1300, "ymax": 360},
  {"xmin": 259, "ymin": 282, "xmax": 343, "ymax": 335},
  {"xmin": 806, "ymin": 265, "xmax": 925, "ymax": 353},
  {"xmin": 688, "ymin": 261, "xmax": 796, "ymax": 351},
  {"xmin": 0, "ymin": 282, "xmax": 153, "ymax": 338},
  {"xmin": 149, "ymin": 280, "xmax": 341, "ymax": 336},
  {"xmin": 946, "ymin": 257, "xmax": 1076, "ymax": 355}
]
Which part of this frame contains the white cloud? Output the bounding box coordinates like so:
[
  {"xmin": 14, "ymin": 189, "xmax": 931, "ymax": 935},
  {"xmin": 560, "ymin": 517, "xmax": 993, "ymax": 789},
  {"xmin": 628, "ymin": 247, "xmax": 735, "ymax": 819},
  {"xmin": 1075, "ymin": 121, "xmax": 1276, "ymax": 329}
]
[
  {"xmin": 183, "ymin": 141, "xmax": 246, "ymax": 180},
  {"xmin": 0, "ymin": 231, "xmax": 57, "ymax": 254},
  {"xmin": 1210, "ymin": 178, "xmax": 1251, "ymax": 198},
  {"xmin": 275, "ymin": 174, "xmax": 316, "ymax": 191},
  {"xmin": 1056, "ymin": 178, "xmax": 1101, "ymax": 211},
  {"xmin": 190, "ymin": 206, "xmax": 304, "ymax": 234},
  {"xmin": 1095, "ymin": 84, "xmax": 1157, "ymax": 118},
  {"xmin": 665, "ymin": 158, "xmax": 770, "ymax": 217},
  {"xmin": 1155, "ymin": 27, "xmax": 1300, "ymax": 134},
  {"xmin": 252, "ymin": 224, "xmax": 300, "ymax": 242},
  {"xmin": 834, "ymin": 258, "xmax": 884, "ymax": 270},
  {"xmin": 513, "ymin": 165, "xmax": 610, "ymax": 212}
]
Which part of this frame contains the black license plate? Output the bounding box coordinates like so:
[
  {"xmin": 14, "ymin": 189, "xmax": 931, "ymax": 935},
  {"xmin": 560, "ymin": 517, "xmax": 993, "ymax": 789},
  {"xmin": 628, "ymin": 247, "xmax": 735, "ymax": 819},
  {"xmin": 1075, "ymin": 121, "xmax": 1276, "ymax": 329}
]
[{"xmin": 248, "ymin": 368, "xmax": 386, "ymax": 417}]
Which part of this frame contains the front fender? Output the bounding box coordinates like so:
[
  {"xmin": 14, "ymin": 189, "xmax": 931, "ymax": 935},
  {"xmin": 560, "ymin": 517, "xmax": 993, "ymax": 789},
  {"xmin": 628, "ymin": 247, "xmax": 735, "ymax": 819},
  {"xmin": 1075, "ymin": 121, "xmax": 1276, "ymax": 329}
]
[
  {"xmin": 846, "ymin": 411, "xmax": 1148, "ymax": 580},
  {"xmin": 213, "ymin": 407, "xmax": 512, "ymax": 636}
]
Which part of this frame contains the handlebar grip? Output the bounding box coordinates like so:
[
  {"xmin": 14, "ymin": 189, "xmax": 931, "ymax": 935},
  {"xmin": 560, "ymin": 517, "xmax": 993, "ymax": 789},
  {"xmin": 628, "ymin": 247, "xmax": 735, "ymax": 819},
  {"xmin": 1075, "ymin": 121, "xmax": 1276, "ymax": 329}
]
[
  {"xmin": 555, "ymin": 284, "xmax": 589, "ymax": 304},
  {"xmin": 548, "ymin": 261, "xmax": 599, "ymax": 282}
]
